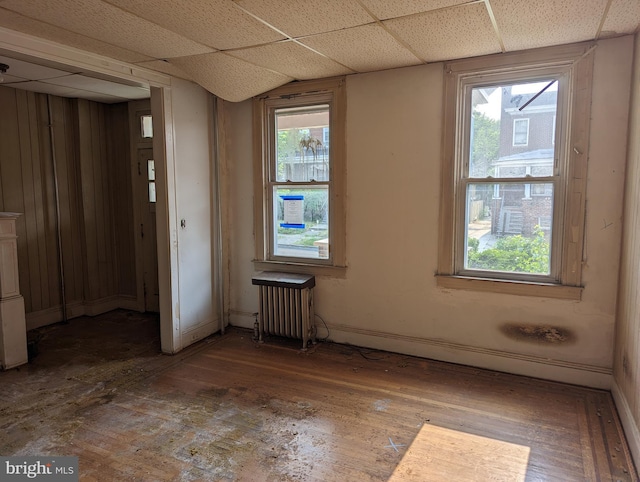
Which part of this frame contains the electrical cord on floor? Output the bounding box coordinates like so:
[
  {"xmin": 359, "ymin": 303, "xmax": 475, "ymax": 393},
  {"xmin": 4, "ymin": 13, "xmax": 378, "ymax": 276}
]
[
  {"xmin": 315, "ymin": 313, "xmax": 330, "ymax": 341},
  {"xmin": 354, "ymin": 348, "xmax": 387, "ymax": 361}
]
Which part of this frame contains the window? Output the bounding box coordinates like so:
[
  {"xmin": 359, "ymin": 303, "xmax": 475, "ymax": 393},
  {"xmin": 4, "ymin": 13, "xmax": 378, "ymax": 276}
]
[
  {"xmin": 512, "ymin": 118, "xmax": 529, "ymax": 146},
  {"xmin": 437, "ymin": 44, "xmax": 594, "ymax": 299},
  {"xmin": 147, "ymin": 159, "xmax": 156, "ymax": 203},
  {"xmin": 141, "ymin": 114, "xmax": 153, "ymax": 138},
  {"xmin": 253, "ymin": 78, "xmax": 346, "ymax": 273}
]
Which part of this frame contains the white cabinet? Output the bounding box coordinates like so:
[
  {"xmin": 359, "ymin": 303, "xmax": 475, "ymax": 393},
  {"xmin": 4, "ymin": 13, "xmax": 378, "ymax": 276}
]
[{"xmin": 0, "ymin": 213, "xmax": 27, "ymax": 369}]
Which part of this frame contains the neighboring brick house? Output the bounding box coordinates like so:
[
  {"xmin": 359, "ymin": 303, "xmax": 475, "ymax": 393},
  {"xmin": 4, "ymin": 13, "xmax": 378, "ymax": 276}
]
[{"xmin": 490, "ymin": 85, "xmax": 556, "ymax": 236}]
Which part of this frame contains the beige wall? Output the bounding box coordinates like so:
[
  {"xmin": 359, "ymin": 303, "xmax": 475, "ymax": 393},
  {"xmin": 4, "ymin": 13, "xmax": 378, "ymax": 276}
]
[
  {"xmin": 225, "ymin": 36, "xmax": 633, "ymax": 389},
  {"xmin": 152, "ymin": 79, "xmax": 220, "ymax": 353},
  {"xmin": 613, "ymin": 33, "xmax": 640, "ymax": 467},
  {"xmin": 0, "ymin": 86, "xmax": 137, "ymax": 328}
]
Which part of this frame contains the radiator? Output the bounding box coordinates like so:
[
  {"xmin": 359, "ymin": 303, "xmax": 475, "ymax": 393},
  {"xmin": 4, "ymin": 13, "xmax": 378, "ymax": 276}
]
[{"xmin": 251, "ymin": 272, "xmax": 316, "ymax": 350}]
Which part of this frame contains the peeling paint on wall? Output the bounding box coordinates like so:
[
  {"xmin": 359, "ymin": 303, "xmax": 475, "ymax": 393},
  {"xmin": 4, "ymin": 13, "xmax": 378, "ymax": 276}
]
[{"xmin": 500, "ymin": 324, "xmax": 576, "ymax": 344}]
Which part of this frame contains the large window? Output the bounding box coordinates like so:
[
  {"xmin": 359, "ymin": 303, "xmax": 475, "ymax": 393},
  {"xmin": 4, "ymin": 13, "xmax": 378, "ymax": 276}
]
[
  {"xmin": 253, "ymin": 78, "xmax": 346, "ymax": 273},
  {"xmin": 437, "ymin": 44, "xmax": 594, "ymax": 299}
]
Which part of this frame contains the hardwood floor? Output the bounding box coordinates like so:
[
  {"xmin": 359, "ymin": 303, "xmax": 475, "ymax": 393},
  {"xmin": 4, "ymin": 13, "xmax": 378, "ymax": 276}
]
[{"xmin": 0, "ymin": 310, "xmax": 637, "ymax": 481}]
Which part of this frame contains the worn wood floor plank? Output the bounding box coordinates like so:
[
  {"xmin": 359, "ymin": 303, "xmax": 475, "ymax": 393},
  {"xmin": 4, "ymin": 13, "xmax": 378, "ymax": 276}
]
[{"xmin": 0, "ymin": 310, "xmax": 637, "ymax": 481}]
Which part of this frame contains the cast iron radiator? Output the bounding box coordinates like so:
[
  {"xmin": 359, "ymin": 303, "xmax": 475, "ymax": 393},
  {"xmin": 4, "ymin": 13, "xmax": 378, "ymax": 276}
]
[{"xmin": 251, "ymin": 272, "xmax": 316, "ymax": 350}]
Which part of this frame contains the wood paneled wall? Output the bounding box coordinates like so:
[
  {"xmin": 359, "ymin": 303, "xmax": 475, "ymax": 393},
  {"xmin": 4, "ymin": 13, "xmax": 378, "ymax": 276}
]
[
  {"xmin": 107, "ymin": 103, "xmax": 136, "ymax": 299},
  {"xmin": 614, "ymin": 33, "xmax": 640, "ymax": 463},
  {"xmin": 0, "ymin": 85, "xmax": 137, "ymax": 324}
]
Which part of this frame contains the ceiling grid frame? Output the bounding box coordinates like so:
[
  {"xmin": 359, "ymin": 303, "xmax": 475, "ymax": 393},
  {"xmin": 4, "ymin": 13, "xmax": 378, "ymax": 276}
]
[{"xmin": 0, "ymin": 0, "xmax": 636, "ymax": 102}]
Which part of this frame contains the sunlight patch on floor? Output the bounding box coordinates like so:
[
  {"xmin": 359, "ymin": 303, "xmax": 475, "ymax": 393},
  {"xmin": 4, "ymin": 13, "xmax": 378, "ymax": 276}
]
[{"xmin": 389, "ymin": 423, "xmax": 530, "ymax": 482}]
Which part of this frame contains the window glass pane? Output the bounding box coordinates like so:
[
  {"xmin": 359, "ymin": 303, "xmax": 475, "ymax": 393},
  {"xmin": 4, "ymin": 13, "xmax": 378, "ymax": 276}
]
[
  {"xmin": 148, "ymin": 182, "xmax": 156, "ymax": 203},
  {"xmin": 147, "ymin": 159, "xmax": 155, "ymax": 181},
  {"xmin": 275, "ymin": 105, "xmax": 329, "ymax": 182},
  {"xmin": 470, "ymin": 80, "xmax": 557, "ymax": 178},
  {"xmin": 513, "ymin": 118, "xmax": 529, "ymax": 146},
  {"xmin": 273, "ymin": 186, "xmax": 329, "ymax": 259},
  {"xmin": 141, "ymin": 115, "xmax": 153, "ymax": 138},
  {"xmin": 465, "ymin": 182, "xmax": 553, "ymax": 275}
]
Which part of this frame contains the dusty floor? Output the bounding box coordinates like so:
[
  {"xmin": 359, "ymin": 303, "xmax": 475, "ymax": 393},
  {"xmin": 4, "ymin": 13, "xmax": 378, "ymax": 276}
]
[{"xmin": 0, "ymin": 310, "xmax": 637, "ymax": 481}]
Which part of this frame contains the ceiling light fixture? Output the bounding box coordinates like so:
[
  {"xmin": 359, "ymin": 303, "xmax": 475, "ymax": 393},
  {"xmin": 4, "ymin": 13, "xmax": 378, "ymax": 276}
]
[{"xmin": 0, "ymin": 63, "xmax": 9, "ymax": 83}]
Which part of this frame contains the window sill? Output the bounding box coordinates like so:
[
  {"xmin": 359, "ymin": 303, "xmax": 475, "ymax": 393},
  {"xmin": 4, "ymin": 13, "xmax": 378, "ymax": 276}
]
[
  {"xmin": 435, "ymin": 275, "xmax": 582, "ymax": 300},
  {"xmin": 253, "ymin": 260, "xmax": 347, "ymax": 278}
]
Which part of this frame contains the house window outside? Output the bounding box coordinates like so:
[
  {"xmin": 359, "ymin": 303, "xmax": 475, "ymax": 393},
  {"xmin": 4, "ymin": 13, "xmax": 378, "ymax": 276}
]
[
  {"xmin": 438, "ymin": 44, "xmax": 594, "ymax": 297},
  {"xmin": 512, "ymin": 118, "xmax": 529, "ymax": 146},
  {"xmin": 253, "ymin": 78, "xmax": 346, "ymax": 272}
]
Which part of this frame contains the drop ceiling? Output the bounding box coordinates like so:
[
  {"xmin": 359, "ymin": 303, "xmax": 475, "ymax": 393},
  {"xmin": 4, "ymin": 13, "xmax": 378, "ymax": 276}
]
[
  {"xmin": 0, "ymin": 53, "xmax": 150, "ymax": 103},
  {"xmin": 0, "ymin": 0, "xmax": 638, "ymax": 103}
]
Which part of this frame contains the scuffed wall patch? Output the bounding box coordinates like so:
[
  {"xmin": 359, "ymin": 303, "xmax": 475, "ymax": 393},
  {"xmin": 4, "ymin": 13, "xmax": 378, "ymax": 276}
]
[{"xmin": 500, "ymin": 324, "xmax": 576, "ymax": 344}]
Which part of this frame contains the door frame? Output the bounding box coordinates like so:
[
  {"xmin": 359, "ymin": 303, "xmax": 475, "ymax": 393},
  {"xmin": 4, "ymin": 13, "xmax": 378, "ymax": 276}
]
[
  {"xmin": 0, "ymin": 28, "xmax": 196, "ymax": 354},
  {"xmin": 128, "ymin": 101, "xmax": 155, "ymax": 313}
]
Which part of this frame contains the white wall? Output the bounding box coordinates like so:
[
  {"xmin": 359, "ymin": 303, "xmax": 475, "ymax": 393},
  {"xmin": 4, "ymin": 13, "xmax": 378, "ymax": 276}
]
[
  {"xmin": 225, "ymin": 36, "xmax": 634, "ymax": 388},
  {"xmin": 155, "ymin": 78, "xmax": 219, "ymax": 353},
  {"xmin": 613, "ymin": 32, "xmax": 640, "ymax": 469}
]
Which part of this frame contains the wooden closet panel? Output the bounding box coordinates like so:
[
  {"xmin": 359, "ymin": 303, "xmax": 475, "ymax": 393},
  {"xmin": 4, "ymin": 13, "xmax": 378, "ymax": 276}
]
[
  {"xmin": 49, "ymin": 95, "xmax": 84, "ymax": 305},
  {"xmin": 76, "ymin": 99, "xmax": 100, "ymax": 301},
  {"xmin": 91, "ymin": 102, "xmax": 110, "ymax": 299},
  {"xmin": 98, "ymin": 103, "xmax": 117, "ymax": 298},
  {"xmin": 1, "ymin": 87, "xmax": 138, "ymax": 320},
  {"xmin": 76, "ymin": 99, "xmax": 120, "ymax": 302},
  {"xmin": 27, "ymin": 92, "xmax": 51, "ymax": 310},
  {"xmin": 35, "ymin": 94, "xmax": 63, "ymax": 312},
  {"xmin": 65, "ymin": 97, "xmax": 86, "ymax": 305},
  {"xmin": 107, "ymin": 103, "xmax": 136, "ymax": 297},
  {"xmin": 15, "ymin": 89, "xmax": 44, "ymax": 312}
]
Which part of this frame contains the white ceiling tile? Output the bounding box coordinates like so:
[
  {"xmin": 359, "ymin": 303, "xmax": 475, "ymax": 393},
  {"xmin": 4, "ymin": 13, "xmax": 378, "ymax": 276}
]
[
  {"xmin": 228, "ymin": 41, "xmax": 353, "ymax": 80},
  {"xmin": 0, "ymin": 8, "xmax": 154, "ymax": 63},
  {"xmin": 4, "ymin": 80, "xmax": 79, "ymax": 97},
  {"xmin": 384, "ymin": 3, "xmax": 502, "ymax": 62},
  {"xmin": 359, "ymin": 0, "xmax": 469, "ymax": 20},
  {"xmin": 170, "ymin": 52, "xmax": 293, "ymax": 102},
  {"xmin": 65, "ymin": 91, "xmax": 129, "ymax": 103},
  {"xmin": 103, "ymin": 0, "xmax": 285, "ymax": 50},
  {"xmin": 43, "ymin": 74, "xmax": 149, "ymax": 99},
  {"xmin": 133, "ymin": 60, "xmax": 193, "ymax": 81},
  {"xmin": 0, "ymin": 0, "xmax": 214, "ymax": 59},
  {"xmin": 1, "ymin": 74, "xmax": 28, "ymax": 84},
  {"xmin": 600, "ymin": 0, "xmax": 640, "ymax": 37},
  {"xmin": 235, "ymin": 0, "xmax": 374, "ymax": 37},
  {"xmin": 300, "ymin": 24, "xmax": 422, "ymax": 72},
  {"xmin": 490, "ymin": 0, "xmax": 606, "ymax": 51},
  {"xmin": 0, "ymin": 54, "xmax": 76, "ymax": 80}
]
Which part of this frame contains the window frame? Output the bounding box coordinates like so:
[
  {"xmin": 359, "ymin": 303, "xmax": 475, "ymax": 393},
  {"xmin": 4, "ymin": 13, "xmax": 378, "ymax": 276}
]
[
  {"xmin": 437, "ymin": 43, "xmax": 595, "ymax": 300},
  {"xmin": 253, "ymin": 77, "xmax": 347, "ymax": 275}
]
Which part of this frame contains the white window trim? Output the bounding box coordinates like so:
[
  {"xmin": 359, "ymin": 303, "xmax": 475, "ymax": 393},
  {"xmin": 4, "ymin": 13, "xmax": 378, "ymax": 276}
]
[
  {"xmin": 437, "ymin": 43, "xmax": 595, "ymax": 299},
  {"xmin": 253, "ymin": 77, "xmax": 347, "ymax": 276},
  {"xmin": 512, "ymin": 118, "xmax": 530, "ymax": 146}
]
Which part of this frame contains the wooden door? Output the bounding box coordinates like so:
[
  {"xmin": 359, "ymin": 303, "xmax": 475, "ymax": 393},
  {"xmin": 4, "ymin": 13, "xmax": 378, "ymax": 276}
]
[{"xmin": 136, "ymin": 148, "xmax": 159, "ymax": 312}]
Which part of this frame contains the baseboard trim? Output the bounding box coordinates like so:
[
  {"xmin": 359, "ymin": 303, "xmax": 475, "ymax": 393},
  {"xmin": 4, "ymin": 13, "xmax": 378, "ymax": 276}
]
[
  {"xmin": 179, "ymin": 318, "xmax": 220, "ymax": 351},
  {"xmin": 229, "ymin": 309, "xmax": 256, "ymax": 329},
  {"xmin": 26, "ymin": 296, "xmax": 143, "ymax": 330},
  {"xmin": 611, "ymin": 379, "xmax": 640, "ymax": 470},
  {"xmin": 323, "ymin": 322, "xmax": 612, "ymax": 389}
]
